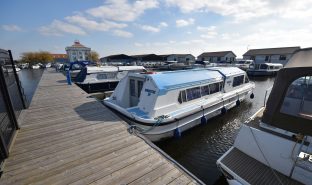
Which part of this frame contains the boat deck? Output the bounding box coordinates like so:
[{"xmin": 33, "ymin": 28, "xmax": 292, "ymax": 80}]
[
  {"xmin": 0, "ymin": 69, "xmax": 199, "ymax": 185},
  {"xmin": 221, "ymin": 147, "xmax": 302, "ymax": 185}
]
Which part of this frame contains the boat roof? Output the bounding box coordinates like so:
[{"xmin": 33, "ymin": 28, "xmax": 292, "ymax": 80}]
[
  {"xmin": 147, "ymin": 67, "xmax": 244, "ymax": 94},
  {"xmin": 262, "ymin": 63, "xmax": 283, "ymax": 66},
  {"xmin": 86, "ymin": 66, "xmax": 145, "ymax": 73},
  {"xmin": 207, "ymin": 67, "xmax": 245, "ymax": 77},
  {"xmin": 284, "ymin": 47, "xmax": 312, "ymax": 68}
]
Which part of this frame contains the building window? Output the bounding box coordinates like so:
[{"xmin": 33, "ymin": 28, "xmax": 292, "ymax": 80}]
[
  {"xmin": 280, "ymin": 76, "xmax": 312, "ymax": 120},
  {"xmin": 233, "ymin": 75, "xmax": 245, "ymax": 87},
  {"xmin": 265, "ymin": 56, "xmax": 269, "ymax": 61},
  {"xmin": 279, "ymin": 55, "xmax": 286, "ymax": 60},
  {"xmin": 250, "ymin": 56, "xmax": 255, "ymax": 60},
  {"xmin": 217, "ymin": 57, "xmax": 221, "ymax": 61}
]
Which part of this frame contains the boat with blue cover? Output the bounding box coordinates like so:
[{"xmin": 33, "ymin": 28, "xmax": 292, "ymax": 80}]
[{"xmin": 104, "ymin": 67, "xmax": 255, "ymax": 141}]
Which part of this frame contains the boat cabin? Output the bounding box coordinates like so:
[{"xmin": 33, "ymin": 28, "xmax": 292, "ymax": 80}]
[{"xmin": 110, "ymin": 67, "xmax": 250, "ymax": 118}]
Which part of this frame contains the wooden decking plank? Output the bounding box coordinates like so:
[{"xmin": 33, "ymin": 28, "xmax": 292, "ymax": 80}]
[
  {"xmin": 33, "ymin": 141, "xmax": 150, "ymax": 185},
  {"xmin": 0, "ymin": 69, "xmax": 197, "ymax": 185},
  {"xmin": 2, "ymin": 136, "xmax": 139, "ymax": 184},
  {"xmin": 128, "ymin": 163, "xmax": 175, "ymax": 185},
  {"xmin": 9, "ymin": 124, "xmax": 125, "ymax": 160}
]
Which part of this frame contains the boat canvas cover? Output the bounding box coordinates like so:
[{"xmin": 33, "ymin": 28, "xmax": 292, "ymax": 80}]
[
  {"xmin": 149, "ymin": 69, "xmax": 223, "ymax": 95},
  {"xmin": 262, "ymin": 48, "xmax": 312, "ymax": 135}
]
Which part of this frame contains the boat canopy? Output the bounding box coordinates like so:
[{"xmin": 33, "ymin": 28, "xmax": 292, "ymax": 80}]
[
  {"xmin": 262, "ymin": 48, "xmax": 312, "ymax": 135},
  {"xmin": 149, "ymin": 67, "xmax": 244, "ymax": 95}
]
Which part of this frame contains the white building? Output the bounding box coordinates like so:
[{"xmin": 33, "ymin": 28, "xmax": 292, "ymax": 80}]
[
  {"xmin": 65, "ymin": 41, "xmax": 91, "ymax": 62},
  {"xmin": 197, "ymin": 51, "xmax": 236, "ymax": 63},
  {"xmin": 243, "ymin": 46, "xmax": 300, "ymax": 65}
]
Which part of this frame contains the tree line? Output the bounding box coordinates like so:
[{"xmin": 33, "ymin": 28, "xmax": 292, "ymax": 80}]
[{"xmin": 20, "ymin": 51, "xmax": 99, "ymax": 65}]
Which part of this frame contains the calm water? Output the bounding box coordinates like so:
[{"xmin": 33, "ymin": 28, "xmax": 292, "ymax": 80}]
[
  {"xmin": 18, "ymin": 69, "xmax": 275, "ymax": 184},
  {"xmin": 18, "ymin": 69, "xmax": 44, "ymax": 106},
  {"xmin": 156, "ymin": 76, "xmax": 276, "ymax": 185}
]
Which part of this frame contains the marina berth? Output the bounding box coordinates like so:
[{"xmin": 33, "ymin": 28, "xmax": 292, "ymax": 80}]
[
  {"xmin": 104, "ymin": 67, "xmax": 255, "ymax": 141},
  {"xmin": 75, "ymin": 65, "xmax": 146, "ymax": 93},
  {"xmin": 247, "ymin": 62, "xmax": 283, "ymax": 76},
  {"xmin": 217, "ymin": 48, "xmax": 312, "ymax": 185}
]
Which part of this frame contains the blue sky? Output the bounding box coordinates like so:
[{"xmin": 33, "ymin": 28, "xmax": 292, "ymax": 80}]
[{"xmin": 1, "ymin": 0, "xmax": 312, "ymax": 59}]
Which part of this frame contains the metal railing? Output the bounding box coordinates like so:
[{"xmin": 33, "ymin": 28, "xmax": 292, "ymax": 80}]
[{"xmin": 0, "ymin": 49, "xmax": 27, "ymax": 169}]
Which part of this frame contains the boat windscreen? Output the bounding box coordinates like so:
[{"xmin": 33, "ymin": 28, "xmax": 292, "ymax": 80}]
[{"xmin": 75, "ymin": 67, "xmax": 87, "ymax": 82}]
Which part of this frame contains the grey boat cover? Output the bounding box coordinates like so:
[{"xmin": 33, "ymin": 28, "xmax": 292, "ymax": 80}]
[{"xmin": 262, "ymin": 48, "xmax": 312, "ymax": 135}]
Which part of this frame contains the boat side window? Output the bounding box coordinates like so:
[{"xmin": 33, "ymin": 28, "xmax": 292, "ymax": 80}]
[
  {"xmin": 201, "ymin": 85, "xmax": 210, "ymax": 96},
  {"xmin": 130, "ymin": 79, "xmax": 135, "ymax": 96},
  {"xmin": 186, "ymin": 87, "xmax": 201, "ymax": 101},
  {"xmin": 219, "ymin": 82, "xmax": 224, "ymax": 91},
  {"xmin": 233, "ymin": 75, "xmax": 244, "ymax": 87},
  {"xmin": 260, "ymin": 64, "xmax": 268, "ymax": 69},
  {"xmin": 280, "ymin": 76, "xmax": 312, "ymax": 120},
  {"xmin": 269, "ymin": 66, "xmax": 274, "ymax": 70},
  {"xmin": 274, "ymin": 66, "xmax": 280, "ymax": 69},
  {"xmin": 245, "ymin": 75, "xmax": 249, "ymax": 83},
  {"xmin": 209, "ymin": 83, "xmax": 219, "ymax": 94},
  {"xmin": 178, "ymin": 90, "xmax": 187, "ymax": 104},
  {"xmin": 137, "ymin": 81, "xmax": 143, "ymax": 98}
]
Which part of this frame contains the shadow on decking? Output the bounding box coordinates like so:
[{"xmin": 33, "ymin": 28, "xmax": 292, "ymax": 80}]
[{"xmin": 73, "ymin": 101, "xmax": 120, "ymax": 122}]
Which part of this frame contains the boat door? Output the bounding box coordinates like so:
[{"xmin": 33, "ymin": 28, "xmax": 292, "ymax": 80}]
[{"xmin": 129, "ymin": 78, "xmax": 144, "ymax": 107}]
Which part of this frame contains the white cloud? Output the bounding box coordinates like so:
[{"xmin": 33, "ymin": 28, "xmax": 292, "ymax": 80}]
[
  {"xmin": 2, "ymin": 24, "xmax": 22, "ymax": 32},
  {"xmin": 134, "ymin": 42, "xmax": 144, "ymax": 47},
  {"xmin": 65, "ymin": 15, "xmax": 127, "ymax": 31},
  {"xmin": 197, "ymin": 25, "xmax": 218, "ymax": 39},
  {"xmin": 140, "ymin": 25, "xmax": 160, "ymax": 32},
  {"xmin": 197, "ymin": 26, "xmax": 216, "ymax": 32},
  {"xmin": 86, "ymin": 0, "xmax": 158, "ymax": 22},
  {"xmin": 39, "ymin": 20, "xmax": 86, "ymax": 36},
  {"xmin": 165, "ymin": 0, "xmax": 312, "ymax": 22},
  {"xmin": 139, "ymin": 22, "xmax": 168, "ymax": 33},
  {"xmin": 112, "ymin": 29, "xmax": 133, "ymax": 38},
  {"xmin": 176, "ymin": 18, "xmax": 194, "ymax": 27},
  {"xmin": 159, "ymin": 22, "xmax": 168, "ymax": 28}
]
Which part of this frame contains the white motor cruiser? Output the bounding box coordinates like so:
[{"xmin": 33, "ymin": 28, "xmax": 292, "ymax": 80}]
[
  {"xmin": 217, "ymin": 48, "xmax": 312, "ymax": 185},
  {"xmin": 247, "ymin": 63, "xmax": 283, "ymax": 76},
  {"xmin": 104, "ymin": 67, "xmax": 255, "ymax": 141}
]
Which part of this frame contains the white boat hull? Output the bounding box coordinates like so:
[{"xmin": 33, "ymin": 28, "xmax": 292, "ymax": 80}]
[{"xmin": 106, "ymin": 92, "xmax": 249, "ymax": 142}]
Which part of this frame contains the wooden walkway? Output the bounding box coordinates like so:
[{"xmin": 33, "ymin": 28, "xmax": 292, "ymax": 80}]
[{"xmin": 0, "ymin": 70, "xmax": 199, "ymax": 185}]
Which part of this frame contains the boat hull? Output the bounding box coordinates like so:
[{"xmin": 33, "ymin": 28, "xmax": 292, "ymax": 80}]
[
  {"xmin": 247, "ymin": 70, "xmax": 278, "ymax": 76},
  {"xmin": 77, "ymin": 81, "xmax": 118, "ymax": 93},
  {"xmin": 106, "ymin": 92, "xmax": 250, "ymax": 142}
]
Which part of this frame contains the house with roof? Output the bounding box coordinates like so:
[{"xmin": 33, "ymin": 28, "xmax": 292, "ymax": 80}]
[
  {"xmin": 161, "ymin": 54, "xmax": 196, "ymax": 65},
  {"xmin": 243, "ymin": 46, "xmax": 300, "ymax": 65},
  {"xmin": 100, "ymin": 54, "xmax": 135, "ymax": 65},
  {"xmin": 65, "ymin": 40, "xmax": 91, "ymax": 62},
  {"xmin": 51, "ymin": 54, "xmax": 68, "ymax": 63},
  {"xmin": 197, "ymin": 51, "xmax": 236, "ymax": 63}
]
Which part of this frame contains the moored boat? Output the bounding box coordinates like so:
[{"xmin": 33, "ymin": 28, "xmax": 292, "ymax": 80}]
[
  {"xmin": 216, "ymin": 48, "xmax": 312, "ymax": 185},
  {"xmin": 31, "ymin": 64, "xmax": 40, "ymax": 69},
  {"xmin": 104, "ymin": 67, "xmax": 255, "ymax": 141},
  {"xmin": 247, "ymin": 63, "xmax": 283, "ymax": 76},
  {"xmin": 75, "ymin": 66, "xmax": 146, "ymax": 93}
]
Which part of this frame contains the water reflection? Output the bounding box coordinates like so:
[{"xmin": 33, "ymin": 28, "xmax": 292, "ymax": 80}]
[
  {"xmin": 156, "ymin": 76, "xmax": 276, "ymax": 185},
  {"xmin": 18, "ymin": 69, "xmax": 43, "ymax": 106}
]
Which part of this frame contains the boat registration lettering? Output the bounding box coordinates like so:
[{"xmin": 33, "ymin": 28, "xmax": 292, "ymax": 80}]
[{"xmin": 145, "ymin": 89, "xmax": 156, "ymax": 96}]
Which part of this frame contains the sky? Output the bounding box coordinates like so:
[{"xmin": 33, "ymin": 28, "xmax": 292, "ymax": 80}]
[{"xmin": 1, "ymin": 0, "xmax": 312, "ymax": 59}]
